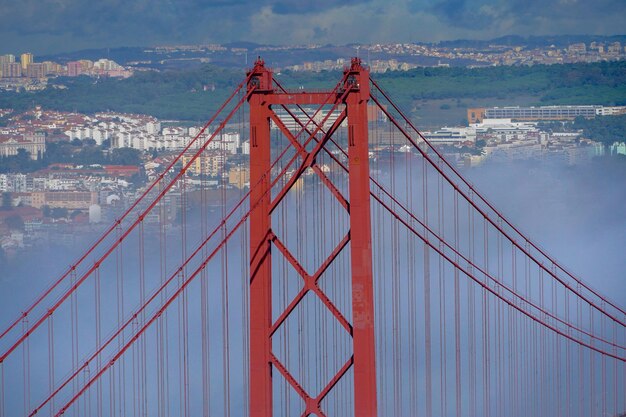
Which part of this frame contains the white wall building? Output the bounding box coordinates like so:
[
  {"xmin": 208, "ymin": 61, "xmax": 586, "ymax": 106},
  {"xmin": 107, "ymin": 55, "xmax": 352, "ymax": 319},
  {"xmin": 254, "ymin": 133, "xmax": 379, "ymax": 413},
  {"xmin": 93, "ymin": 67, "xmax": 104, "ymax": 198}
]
[
  {"xmin": 423, "ymin": 127, "xmax": 476, "ymax": 144},
  {"xmin": 0, "ymin": 174, "xmax": 28, "ymax": 192},
  {"xmin": 61, "ymin": 112, "xmax": 246, "ymax": 153},
  {"xmin": 241, "ymin": 140, "xmax": 250, "ymax": 155},
  {"xmin": 205, "ymin": 132, "xmax": 241, "ymax": 154}
]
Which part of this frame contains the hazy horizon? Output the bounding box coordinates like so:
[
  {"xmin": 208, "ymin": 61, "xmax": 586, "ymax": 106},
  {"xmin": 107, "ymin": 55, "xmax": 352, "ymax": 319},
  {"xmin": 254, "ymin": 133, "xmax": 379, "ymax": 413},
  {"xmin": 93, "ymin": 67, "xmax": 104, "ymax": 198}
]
[{"xmin": 1, "ymin": 0, "xmax": 625, "ymax": 55}]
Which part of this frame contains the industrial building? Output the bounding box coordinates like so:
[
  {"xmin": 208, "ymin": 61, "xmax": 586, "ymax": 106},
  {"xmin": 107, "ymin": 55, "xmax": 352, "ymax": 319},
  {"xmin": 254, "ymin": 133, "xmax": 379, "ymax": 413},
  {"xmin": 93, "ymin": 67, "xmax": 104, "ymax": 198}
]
[{"xmin": 467, "ymin": 105, "xmax": 626, "ymax": 123}]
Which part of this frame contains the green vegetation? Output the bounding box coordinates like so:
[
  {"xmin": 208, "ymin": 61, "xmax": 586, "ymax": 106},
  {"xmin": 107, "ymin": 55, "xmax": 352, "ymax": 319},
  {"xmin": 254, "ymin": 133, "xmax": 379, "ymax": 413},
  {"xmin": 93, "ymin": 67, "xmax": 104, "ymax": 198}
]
[
  {"xmin": 373, "ymin": 61, "xmax": 626, "ymax": 113},
  {"xmin": 0, "ymin": 247, "xmax": 7, "ymax": 271},
  {"xmin": 0, "ymin": 143, "xmax": 142, "ymax": 173},
  {"xmin": 0, "ymin": 61, "xmax": 624, "ymax": 122},
  {"xmin": 4, "ymin": 214, "xmax": 24, "ymax": 231},
  {"xmin": 0, "ymin": 149, "xmax": 45, "ymax": 173},
  {"xmin": 1, "ymin": 192, "xmax": 11, "ymax": 210},
  {"xmin": 42, "ymin": 206, "xmax": 69, "ymax": 219},
  {"xmin": 0, "ymin": 65, "xmax": 242, "ymax": 121},
  {"xmin": 573, "ymin": 114, "xmax": 626, "ymax": 146}
]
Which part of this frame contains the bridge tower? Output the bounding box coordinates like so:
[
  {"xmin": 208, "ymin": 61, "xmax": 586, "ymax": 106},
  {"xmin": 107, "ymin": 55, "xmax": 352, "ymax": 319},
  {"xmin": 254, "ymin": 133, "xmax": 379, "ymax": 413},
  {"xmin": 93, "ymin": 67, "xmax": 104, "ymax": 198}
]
[{"xmin": 247, "ymin": 57, "xmax": 378, "ymax": 417}]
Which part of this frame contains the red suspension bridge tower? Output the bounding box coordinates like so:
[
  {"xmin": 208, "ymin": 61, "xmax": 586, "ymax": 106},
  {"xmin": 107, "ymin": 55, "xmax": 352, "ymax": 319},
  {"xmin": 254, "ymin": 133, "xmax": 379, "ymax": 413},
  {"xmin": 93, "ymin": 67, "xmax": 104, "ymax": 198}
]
[{"xmin": 247, "ymin": 57, "xmax": 377, "ymax": 417}]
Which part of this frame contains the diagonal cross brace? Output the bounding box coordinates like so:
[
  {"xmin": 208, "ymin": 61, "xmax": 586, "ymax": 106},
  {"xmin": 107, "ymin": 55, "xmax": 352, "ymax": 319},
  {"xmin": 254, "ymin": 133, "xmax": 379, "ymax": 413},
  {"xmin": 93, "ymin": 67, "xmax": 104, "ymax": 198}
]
[
  {"xmin": 269, "ymin": 106, "xmax": 348, "ymax": 214},
  {"xmin": 268, "ymin": 111, "xmax": 350, "ymax": 212},
  {"xmin": 270, "ymin": 353, "xmax": 354, "ymax": 417},
  {"xmin": 269, "ymin": 232, "xmax": 352, "ymax": 336}
]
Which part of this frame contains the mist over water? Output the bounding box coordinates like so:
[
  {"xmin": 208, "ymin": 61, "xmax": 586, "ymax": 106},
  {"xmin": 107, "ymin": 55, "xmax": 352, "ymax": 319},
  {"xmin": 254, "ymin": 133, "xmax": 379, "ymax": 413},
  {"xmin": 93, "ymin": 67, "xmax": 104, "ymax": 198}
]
[
  {"xmin": 0, "ymin": 155, "xmax": 624, "ymax": 417},
  {"xmin": 462, "ymin": 157, "xmax": 626, "ymax": 298}
]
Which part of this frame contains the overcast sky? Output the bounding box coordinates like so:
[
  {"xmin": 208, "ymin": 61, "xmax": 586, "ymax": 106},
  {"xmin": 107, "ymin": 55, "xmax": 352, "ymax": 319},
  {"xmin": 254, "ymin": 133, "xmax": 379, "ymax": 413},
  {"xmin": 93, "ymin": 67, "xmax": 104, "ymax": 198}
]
[{"xmin": 0, "ymin": 0, "xmax": 625, "ymax": 54}]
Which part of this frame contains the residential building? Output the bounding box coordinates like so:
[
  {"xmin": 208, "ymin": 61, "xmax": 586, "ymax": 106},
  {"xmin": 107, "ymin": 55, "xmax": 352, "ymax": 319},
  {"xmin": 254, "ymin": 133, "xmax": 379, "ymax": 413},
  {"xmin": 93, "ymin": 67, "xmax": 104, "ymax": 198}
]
[
  {"xmin": 567, "ymin": 43, "xmax": 586, "ymax": 54},
  {"xmin": 42, "ymin": 61, "xmax": 62, "ymax": 75},
  {"xmin": 607, "ymin": 42, "xmax": 622, "ymax": 55},
  {"xmin": 34, "ymin": 191, "xmax": 98, "ymax": 210},
  {"xmin": 229, "ymin": 167, "xmax": 250, "ymax": 188},
  {"xmin": 0, "ymin": 55, "xmax": 15, "ymax": 77},
  {"xmin": 204, "ymin": 132, "xmax": 240, "ymax": 154},
  {"xmin": 422, "ymin": 127, "xmax": 476, "ymax": 144},
  {"xmin": 67, "ymin": 61, "xmax": 84, "ymax": 76},
  {"xmin": 1, "ymin": 62, "xmax": 22, "ymax": 78},
  {"xmin": 0, "ymin": 132, "xmax": 46, "ymax": 159},
  {"xmin": 27, "ymin": 63, "xmax": 46, "ymax": 79},
  {"xmin": 182, "ymin": 152, "xmax": 226, "ymax": 177},
  {"xmin": 20, "ymin": 53, "xmax": 33, "ymax": 70},
  {"xmin": 0, "ymin": 54, "xmax": 15, "ymax": 65}
]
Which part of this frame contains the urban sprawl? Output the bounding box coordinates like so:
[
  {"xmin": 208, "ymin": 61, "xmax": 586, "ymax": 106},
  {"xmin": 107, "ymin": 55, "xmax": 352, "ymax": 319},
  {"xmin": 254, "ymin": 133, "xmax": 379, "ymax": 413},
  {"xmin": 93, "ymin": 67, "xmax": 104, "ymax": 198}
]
[
  {"xmin": 1, "ymin": 39, "xmax": 625, "ymax": 91},
  {"xmin": 1, "ymin": 39, "xmax": 625, "ymax": 255}
]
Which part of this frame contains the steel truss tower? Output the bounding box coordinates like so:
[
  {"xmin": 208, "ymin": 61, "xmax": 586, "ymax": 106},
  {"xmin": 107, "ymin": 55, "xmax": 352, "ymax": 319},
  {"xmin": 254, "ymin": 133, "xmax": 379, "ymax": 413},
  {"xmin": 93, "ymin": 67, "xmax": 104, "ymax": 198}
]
[{"xmin": 248, "ymin": 57, "xmax": 378, "ymax": 417}]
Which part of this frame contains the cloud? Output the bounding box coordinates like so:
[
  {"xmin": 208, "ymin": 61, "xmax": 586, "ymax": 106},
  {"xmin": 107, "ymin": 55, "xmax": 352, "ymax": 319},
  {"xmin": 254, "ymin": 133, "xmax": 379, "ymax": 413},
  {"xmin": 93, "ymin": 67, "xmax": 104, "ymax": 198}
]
[
  {"xmin": 427, "ymin": 0, "xmax": 497, "ymax": 28},
  {"xmin": 0, "ymin": 0, "xmax": 624, "ymax": 54},
  {"xmin": 424, "ymin": 0, "xmax": 626, "ymax": 32},
  {"xmin": 270, "ymin": 0, "xmax": 373, "ymax": 14}
]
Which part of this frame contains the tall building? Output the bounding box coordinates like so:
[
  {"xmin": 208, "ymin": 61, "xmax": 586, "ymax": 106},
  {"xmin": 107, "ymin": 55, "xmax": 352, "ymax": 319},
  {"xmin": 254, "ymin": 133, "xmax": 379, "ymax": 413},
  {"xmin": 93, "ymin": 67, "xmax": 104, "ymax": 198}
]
[
  {"xmin": 79, "ymin": 60, "xmax": 94, "ymax": 72},
  {"xmin": 67, "ymin": 60, "xmax": 94, "ymax": 76},
  {"xmin": 41, "ymin": 61, "xmax": 62, "ymax": 75},
  {"xmin": 0, "ymin": 54, "xmax": 15, "ymax": 77},
  {"xmin": 0, "ymin": 54, "xmax": 15, "ymax": 65},
  {"xmin": 1, "ymin": 62, "xmax": 22, "ymax": 78},
  {"xmin": 20, "ymin": 52, "xmax": 33, "ymax": 70},
  {"xmin": 27, "ymin": 63, "xmax": 45, "ymax": 79},
  {"xmin": 67, "ymin": 61, "xmax": 82, "ymax": 76}
]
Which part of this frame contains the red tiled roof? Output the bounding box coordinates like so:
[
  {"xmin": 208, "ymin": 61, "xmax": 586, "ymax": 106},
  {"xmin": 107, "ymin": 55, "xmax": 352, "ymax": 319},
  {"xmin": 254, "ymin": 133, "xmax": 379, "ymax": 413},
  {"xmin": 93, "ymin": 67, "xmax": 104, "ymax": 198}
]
[{"xmin": 0, "ymin": 207, "xmax": 44, "ymax": 222}]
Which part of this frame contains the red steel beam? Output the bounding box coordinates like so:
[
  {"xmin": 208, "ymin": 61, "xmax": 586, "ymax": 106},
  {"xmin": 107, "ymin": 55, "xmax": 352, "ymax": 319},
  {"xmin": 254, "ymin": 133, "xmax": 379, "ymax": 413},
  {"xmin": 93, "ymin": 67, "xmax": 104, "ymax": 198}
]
[
  {"xmin": 248, "ymin": 59, "xmax": 274, "ymax": 417},
  {"xmin": 268, "ymin": 111, "xmax": 350, "ymax": 211},
  {"xmin": 344, "ymin": 58, "xmax": 378, "ymax": 417},
  {"xmin": 265, "ymin": 92, "xmax": 338, "ymax": 106}
]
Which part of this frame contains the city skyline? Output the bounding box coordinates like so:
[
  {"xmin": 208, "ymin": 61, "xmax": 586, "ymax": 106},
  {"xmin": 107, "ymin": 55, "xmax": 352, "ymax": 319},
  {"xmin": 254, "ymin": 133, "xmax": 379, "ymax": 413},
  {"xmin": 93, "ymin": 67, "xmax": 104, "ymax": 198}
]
[{"xmin": 1, "ymin": 0, "xmax": 625, "ymax": 55}]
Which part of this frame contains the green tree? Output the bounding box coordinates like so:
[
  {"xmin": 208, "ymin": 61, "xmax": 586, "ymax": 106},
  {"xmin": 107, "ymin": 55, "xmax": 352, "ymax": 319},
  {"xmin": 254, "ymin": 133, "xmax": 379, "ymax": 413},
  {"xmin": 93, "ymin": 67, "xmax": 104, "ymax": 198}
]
[
  {"xmin": 0, "ymin": 149, "xmax": 40, "ymax": 173},
  {"xmin": 110, "ymin": 148, "xmax": 142, "ymax": 165},
  {"xmin": 0, "ymin": 247, "xmax": 7, "ymax": 269},
  {"xmin": 45, "ymin": 141, "xmax": 85, "ymax": 165},
  {"xmin": 75, "ymin": 146, "xmax": 106, "ymax": 165},
  {"xmin": 1, "ymin": 192, "xmax": 11, "ymax": 210},
  {"xmin": 573, "ymin": 114, "xmax": 626, "ymax": 147},
  {"xmin": 4, "ymin": 214, "xmax": 24, "ymax": 231},
  {"xmin": 50, "ymin": 207, "xmax": 69, "ymax": 218}
]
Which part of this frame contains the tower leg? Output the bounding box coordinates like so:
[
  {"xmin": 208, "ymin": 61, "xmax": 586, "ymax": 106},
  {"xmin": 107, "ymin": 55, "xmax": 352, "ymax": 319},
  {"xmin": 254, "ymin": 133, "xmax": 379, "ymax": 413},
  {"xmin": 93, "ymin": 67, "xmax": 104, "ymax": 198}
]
[
  {"xmin": 249, "ymin": 96, "xmax": 273, "ymax": 417},
  {"xmin": 346, "ymin": 62, "xmax": 378, "ymax": 417}
]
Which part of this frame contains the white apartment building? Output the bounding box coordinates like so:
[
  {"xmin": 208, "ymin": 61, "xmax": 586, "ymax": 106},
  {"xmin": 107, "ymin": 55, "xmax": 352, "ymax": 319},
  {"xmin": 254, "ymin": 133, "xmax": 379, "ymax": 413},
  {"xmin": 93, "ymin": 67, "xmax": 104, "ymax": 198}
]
[
  {"xmin": 204, "ymin": 132, "xmax": 240, "ymax": 154},
  {"xmin": 423, "ymin": 127, "xmax": 476, "ymax": 144},
  {"xmin": 62, "ymin": 112, "xmax": 244, "ymax": 153},
  {"xmin": 0, "ymin": 174, "xmax": 27, "ymax": 192}
]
